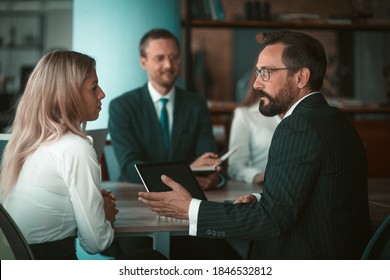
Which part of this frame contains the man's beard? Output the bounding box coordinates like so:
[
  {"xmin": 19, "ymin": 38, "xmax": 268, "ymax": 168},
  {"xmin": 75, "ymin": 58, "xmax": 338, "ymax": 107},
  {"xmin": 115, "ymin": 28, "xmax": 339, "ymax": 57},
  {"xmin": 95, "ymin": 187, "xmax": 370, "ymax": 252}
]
[
  {"xmin": 257, "ymin": 85, "xmax": 295, "ymax": 117},
  {"xmin": 159, "ymin": 70, "xmax": 178, "ymax": 89}
]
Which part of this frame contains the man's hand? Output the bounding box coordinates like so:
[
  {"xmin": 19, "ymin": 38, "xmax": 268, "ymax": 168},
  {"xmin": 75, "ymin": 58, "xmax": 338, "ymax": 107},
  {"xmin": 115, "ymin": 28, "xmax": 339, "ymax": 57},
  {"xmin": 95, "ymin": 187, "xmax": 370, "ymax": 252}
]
[
  {"xmin": 138, "ymin": 175, "xmax": 192, "ymax": 219},
  {"xmin": 234, "ymin": 194, "xmax": 257, "ymax": 204},
  {"xmin": 253, "ymin": 172, "xmax": 265, "ymax": 184},
  {"xmin": 190, "ymin": 152, "xmax": 221, "ymax": 168},
  {"xmin": 196, "ymin": 173, "xmax": 221, "ymax": 190},
  {"xmin": 191, "ymin": 152, "xmax": 223, "ymax": 190}
]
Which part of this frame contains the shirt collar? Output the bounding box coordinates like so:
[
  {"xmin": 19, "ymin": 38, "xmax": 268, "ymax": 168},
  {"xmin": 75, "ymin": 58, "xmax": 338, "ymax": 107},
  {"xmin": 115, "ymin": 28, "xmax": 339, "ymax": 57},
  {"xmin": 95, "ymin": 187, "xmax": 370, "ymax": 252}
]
[
  {"xmin": 284, "ymin": 92, "xmax": 319, "ymax": 118},
  {"xmin": 148, "ymin": 81, "xmax": 175, "ymax": 104}
]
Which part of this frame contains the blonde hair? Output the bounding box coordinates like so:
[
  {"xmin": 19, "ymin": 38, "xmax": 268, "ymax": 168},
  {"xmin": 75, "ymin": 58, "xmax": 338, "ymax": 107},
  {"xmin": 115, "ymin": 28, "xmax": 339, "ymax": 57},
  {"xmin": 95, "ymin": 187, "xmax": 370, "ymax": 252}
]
[{"xmin": 0, "ymin": 50, "xmax": 96, "ymax": 199}]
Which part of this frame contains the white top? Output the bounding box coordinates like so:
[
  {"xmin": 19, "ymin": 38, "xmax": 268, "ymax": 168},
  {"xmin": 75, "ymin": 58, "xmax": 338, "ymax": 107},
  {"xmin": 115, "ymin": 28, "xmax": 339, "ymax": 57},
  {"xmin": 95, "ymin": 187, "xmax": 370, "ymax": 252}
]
[
  {"xmin": 3, "ymin": 133, "xmax": 114, "ymax": 254},
  {"xmin": 228, "ymin": 104, "xmax": 281, "ymax": 183}
]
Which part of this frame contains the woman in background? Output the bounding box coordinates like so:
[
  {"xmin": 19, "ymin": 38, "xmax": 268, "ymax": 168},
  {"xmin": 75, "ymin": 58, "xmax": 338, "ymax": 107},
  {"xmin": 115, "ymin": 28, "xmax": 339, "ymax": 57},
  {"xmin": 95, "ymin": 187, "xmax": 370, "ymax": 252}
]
[
  {"xmin": 228, "ymin": 73, "xmax": 282, "ymax": 184},
  {"xmin": 0, "ymin": 50, "xmax": 117, "ymax": 259}
]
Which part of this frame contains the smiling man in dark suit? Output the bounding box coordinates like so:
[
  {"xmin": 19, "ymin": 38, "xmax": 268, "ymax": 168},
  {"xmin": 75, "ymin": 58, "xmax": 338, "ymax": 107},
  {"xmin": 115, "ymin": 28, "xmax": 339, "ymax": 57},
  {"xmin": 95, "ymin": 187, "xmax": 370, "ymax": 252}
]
[
  {"xmin": 139, "ymin": 30, "xmax": 372, "ymax": 259},
  {"xmin": 108, "ymin": 28, "xmax": 239, "ymax": 259},
  {"xmin": 109, "ymin": 28, "xmax": 223, "ymax": 191}
]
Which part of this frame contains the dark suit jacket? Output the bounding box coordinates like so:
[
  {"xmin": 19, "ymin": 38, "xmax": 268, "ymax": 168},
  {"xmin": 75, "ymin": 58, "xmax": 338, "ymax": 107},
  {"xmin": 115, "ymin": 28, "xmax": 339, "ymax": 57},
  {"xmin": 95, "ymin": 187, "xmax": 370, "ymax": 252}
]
[
  {"xmin": 108, "ymin": 84, "xmax": 217, "ymax": 183},
  {"xmin": 196, "ymin": 93, "xmax": 372, "ymax": 259}
]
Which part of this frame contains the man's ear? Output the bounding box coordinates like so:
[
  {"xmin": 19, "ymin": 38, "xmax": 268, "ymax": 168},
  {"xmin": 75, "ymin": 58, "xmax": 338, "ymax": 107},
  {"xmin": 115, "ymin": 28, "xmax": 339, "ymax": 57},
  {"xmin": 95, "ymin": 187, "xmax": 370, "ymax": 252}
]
[
  {"xmin": 296, "ymin": 67, "xmax": 310, "ymax": 89},
  {"xmin": 140, "ymin": 56, "xmax": 147, "ymax": 69}
]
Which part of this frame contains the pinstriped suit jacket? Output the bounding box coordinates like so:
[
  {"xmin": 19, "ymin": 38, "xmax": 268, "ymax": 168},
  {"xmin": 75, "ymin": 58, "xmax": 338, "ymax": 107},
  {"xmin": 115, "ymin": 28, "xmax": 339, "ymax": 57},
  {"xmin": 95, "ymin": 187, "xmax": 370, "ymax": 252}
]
[
  {"xmin": 197, "ymin": 93, "xmax": 372, "ymax": 259},
  {"xmin": 108, "ymin": 84, "xmax": 217, "ymax": 183}
]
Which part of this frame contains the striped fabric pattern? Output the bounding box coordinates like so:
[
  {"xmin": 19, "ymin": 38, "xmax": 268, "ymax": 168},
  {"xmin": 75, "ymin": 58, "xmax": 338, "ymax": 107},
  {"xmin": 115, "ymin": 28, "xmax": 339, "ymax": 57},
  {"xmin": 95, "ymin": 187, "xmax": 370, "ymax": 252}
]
[{"xmin": 197, "ymin": 93, "xmax": 372, "ymax": 259}]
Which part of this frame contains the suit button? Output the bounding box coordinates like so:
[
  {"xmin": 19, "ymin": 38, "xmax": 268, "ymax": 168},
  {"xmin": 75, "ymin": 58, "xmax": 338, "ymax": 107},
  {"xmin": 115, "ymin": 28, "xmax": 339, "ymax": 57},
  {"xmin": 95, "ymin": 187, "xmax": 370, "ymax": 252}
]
[
  {"xmin": 212, "ymin": 230, "xmax": 216, "ymax": 236},
  {"xmin": 207, "ymin": 229, "xmax": 211, "ymax": 235},
  {"xmin": 221, "ymin": 231, "xmax": 226, "ymax": 237}
]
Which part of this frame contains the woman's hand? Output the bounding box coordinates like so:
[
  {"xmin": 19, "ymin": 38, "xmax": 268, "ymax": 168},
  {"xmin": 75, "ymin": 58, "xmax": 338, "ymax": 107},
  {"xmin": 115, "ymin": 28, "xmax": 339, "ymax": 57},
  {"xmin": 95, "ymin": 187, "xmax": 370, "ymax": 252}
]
[{"xmin": 101, "ymin": 189, "xmax": 119, "ymax": 225}]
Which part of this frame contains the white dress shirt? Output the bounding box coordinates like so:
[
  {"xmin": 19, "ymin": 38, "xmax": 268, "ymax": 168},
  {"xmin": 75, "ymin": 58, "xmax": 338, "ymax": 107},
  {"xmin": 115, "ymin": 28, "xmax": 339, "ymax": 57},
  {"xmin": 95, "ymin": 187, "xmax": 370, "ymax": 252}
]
[
  {"xmin": 148, "ymin": 81, "xmax": 175, "ymax": 135},
  {"xmin": 228, "ymin": 104, "xmax": 281, "ymax": 183},
  {"xmin": 3, "ymin": 133, "xmax": 114, "ymax": 254}
]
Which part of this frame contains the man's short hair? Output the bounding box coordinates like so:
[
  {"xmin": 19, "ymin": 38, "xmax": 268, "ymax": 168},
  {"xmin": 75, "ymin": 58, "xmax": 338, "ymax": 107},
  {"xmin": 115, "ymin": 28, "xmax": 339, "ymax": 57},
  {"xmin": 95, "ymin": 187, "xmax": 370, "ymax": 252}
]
[
  {"xmin": 261, "ymin": 31, "xmax": 327, "ymax": 91},
  {"xmin": 139, "ymin": 28, "xmax": 180, "ymax": 57}
]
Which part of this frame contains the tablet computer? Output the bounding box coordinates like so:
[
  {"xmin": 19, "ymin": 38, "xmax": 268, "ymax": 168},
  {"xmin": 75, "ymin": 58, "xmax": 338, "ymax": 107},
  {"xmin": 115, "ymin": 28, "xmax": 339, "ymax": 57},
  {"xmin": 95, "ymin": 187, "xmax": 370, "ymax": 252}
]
[{"xmin": 135, "ymin": 160, "xmax": 207, "ymax": 200}]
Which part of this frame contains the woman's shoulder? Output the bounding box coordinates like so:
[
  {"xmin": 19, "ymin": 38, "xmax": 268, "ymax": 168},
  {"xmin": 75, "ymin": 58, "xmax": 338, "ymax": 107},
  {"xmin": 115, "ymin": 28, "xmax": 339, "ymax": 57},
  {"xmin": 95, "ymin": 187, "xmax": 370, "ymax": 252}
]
[
  {"xmin": 59, "ymin": 132, "xmax": 89, "ymax": 144},
  {"xmin": 234, "ymin": 104, "xmax": 258, "ymax": 116},
  {"xmin": 46, "ymin": 133, "xmax": 93, "ymax": 156}
]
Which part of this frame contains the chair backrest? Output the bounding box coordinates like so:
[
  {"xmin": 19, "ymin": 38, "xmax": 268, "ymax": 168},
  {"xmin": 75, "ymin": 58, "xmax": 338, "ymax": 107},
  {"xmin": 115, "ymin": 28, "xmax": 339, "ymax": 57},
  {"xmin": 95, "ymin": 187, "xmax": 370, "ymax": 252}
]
[
  {"xmin": 361, "ymin": 215, "xmax": 390, "ymax": 260},
  {"xmin": 0, "ymin": 203, "xmax": 34, "ymax": 259},
  {"xmin": 102, "ymin": 143, "xmax": 120, "ymax": 181},
  {"xmin": 0, "ymin": 134, "xmax": 11, "ymax": 160},
  {"xmin": 352, "ymin": 120, "xmax": 390, "ymax": 177},
  {"xmin": 86, "ymin": 128, "xmax": 109, "ymax": 163}
]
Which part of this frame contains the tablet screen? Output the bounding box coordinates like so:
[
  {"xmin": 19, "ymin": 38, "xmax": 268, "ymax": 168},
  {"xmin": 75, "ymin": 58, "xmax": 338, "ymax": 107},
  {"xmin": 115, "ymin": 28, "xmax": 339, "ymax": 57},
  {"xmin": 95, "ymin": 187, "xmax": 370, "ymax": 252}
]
[{"xmin": 135, "ymin": 161, "xmax": 207, "ymax": 200}]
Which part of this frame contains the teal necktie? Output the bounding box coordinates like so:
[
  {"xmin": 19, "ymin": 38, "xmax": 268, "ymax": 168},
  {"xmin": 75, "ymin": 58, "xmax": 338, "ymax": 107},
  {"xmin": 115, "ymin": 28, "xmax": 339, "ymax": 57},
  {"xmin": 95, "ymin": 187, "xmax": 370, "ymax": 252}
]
[{"xmin": 160, "ymin": 98, "xmax": 170, "ymax": 151}]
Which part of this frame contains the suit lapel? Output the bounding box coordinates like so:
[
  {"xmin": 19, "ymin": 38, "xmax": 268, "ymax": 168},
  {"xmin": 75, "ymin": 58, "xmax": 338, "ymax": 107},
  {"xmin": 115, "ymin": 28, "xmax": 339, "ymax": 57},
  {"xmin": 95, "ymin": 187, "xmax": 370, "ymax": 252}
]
[{"xmin": 141, "ymin": 85, "xmax": 160, "ymax": 127}]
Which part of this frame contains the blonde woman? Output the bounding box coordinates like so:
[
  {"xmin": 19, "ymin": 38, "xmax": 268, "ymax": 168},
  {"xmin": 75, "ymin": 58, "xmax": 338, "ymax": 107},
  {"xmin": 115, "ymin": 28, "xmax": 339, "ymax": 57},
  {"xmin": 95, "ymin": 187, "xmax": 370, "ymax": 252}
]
[{"xmin": 0, "ymin": 50, "xmax": 117, "ymax": 259}]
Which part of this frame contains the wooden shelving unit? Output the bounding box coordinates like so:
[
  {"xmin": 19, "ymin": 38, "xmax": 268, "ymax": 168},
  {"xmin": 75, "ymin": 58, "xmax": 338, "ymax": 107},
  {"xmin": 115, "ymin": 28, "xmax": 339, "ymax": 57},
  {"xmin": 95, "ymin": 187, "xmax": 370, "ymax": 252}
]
[
  {"xmin": 207, "ymin": 100, "xmax": 390, "ymax": 115},
  {"xmin": 0, "ymin": 11, "xmax": 45, "ymax": 94},
  {"xmin": 182, "ymin": 0, "xmax": 390, "ymax": 100},
  {"xmin": 182, "ymin": 1, "xmax": 390, "ymax": 178},
  {"xmin": 186, "ymin": 19, "xmax": 390, "ymax": 31}
]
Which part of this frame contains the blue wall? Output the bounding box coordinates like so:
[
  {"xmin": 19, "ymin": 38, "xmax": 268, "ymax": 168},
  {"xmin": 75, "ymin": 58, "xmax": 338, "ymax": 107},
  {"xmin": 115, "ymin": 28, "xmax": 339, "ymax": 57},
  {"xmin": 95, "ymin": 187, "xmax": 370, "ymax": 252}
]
[{"xmin": 73, "ymin": 0, "xmax": 181, "ymax": 130}]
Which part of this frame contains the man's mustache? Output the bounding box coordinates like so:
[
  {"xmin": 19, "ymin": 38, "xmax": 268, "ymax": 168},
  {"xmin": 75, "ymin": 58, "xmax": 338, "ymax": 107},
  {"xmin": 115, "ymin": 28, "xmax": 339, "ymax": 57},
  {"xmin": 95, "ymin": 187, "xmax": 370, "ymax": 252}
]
[{"xmin": 255, "ymin": 89, "xmax": 272, "ymax": 100}]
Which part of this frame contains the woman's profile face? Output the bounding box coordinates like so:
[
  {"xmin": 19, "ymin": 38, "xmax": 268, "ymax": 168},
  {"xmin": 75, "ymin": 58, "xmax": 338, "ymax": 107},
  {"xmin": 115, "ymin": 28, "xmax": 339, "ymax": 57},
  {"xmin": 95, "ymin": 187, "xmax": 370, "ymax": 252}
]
[{"xmin": 80, "ymin": 69, "xmax": 105, "ymax": 121}]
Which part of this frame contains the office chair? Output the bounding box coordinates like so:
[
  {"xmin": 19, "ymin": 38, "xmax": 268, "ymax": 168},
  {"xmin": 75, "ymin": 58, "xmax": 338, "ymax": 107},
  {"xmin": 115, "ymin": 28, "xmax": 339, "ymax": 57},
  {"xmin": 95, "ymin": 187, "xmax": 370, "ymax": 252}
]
[
  {"xmin": 361, "ymin": 214, "xmax": 390, "ymax": 260},
  {"xmin": 0, "ymin": 204, "xmax": 34, "ymax": 260},
  {"xmin": 0, "ymin": 133, "xmax": 11, "ymax": 158},
  {"xmin": 102, "ymin": 142, "xmax": 121, "ymax": 181}
]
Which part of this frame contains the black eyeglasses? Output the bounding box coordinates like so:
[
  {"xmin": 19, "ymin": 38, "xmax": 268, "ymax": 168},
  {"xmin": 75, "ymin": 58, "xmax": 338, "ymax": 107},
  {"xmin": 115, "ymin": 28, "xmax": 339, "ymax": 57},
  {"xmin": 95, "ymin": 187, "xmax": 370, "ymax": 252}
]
[{"xmin": 255, "ymin": 67, "xmax": 291, "ymax": 82}]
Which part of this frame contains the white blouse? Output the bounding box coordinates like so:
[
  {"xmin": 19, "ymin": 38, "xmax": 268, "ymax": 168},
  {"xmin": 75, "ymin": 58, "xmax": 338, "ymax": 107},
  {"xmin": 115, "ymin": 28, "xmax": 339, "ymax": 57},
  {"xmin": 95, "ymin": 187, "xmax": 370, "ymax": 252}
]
[
  {"xmin": 3, "ymin": 133, "xmax": 114, "ymax": 254},
  {"xmin": 228, "ymin": 104, "xmax": 281, "ymax": 183}
]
